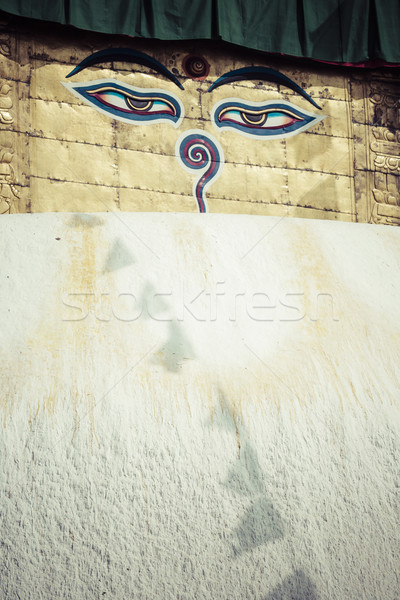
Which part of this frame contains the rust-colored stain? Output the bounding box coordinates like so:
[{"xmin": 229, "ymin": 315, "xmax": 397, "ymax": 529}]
[
  {"xmin": 1, "ymin": 214, "xmax": 400, "ymax": 442},
  {"xmin": 217, "ymin": 389, "xmax": 242, "ymax": 460},
  {"xmin": 8, "ymin": 214, "xmax": 108, "ymax": 448}
]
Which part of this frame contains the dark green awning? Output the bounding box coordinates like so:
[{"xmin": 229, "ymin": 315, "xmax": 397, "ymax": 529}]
[{"xmin": 1, "ymin": 0, "xmax": 400, "ymax": 64}]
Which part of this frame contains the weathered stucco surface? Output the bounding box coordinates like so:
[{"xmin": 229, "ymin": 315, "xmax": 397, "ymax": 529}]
[
  {"xmin": 0, "ymin": 213, "xmax": 399, "ymax": 599},
  {"xmin": 0, "ymin": 15, "xmax": 399, "ymax": 221}
]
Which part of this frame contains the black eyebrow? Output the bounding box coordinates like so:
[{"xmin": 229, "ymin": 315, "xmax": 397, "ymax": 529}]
[
  {"xmin": 207, "ymin": 67, "xmax": 321, "ymax": 110},
  {"xmin": 66, "ymin": 48, "xmax": 184, "ymax": 90}
]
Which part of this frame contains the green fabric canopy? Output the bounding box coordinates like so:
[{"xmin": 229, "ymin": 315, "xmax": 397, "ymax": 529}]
[{"xmin": 2, "ymin": 0, "xmax": 400, "ymax": 64}]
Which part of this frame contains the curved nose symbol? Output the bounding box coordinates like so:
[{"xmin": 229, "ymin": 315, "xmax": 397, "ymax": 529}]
[{"xmin": 176, "ymin": 130, "xmax": 224, "ymax": 213}]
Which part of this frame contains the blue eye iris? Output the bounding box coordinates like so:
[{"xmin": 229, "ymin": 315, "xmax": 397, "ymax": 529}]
[
  {"xmin": 212, "ymin": 99, "xmax": 325, "ymax": 139},
  {"xmin": 62, "ymin": 78, "xmax": 184, "ymax": 127}
]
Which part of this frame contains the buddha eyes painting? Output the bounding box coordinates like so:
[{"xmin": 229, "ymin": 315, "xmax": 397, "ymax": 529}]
[
  {"xmin": 63, "ymin": 79, "xmax": 184, "ymax": 127},
  {"xmin": 211, "ymin": 99, "xmax": 323, "ymax": 138},
  {"xmin": 63, "ymin": 48, "xmax": 326, "ymax": 213}
]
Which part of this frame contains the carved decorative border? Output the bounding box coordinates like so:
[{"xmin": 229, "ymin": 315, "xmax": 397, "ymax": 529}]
[
  {"xmin": 367, "ymin": 79, "xmax": 399, "ymax": 225},
  {"xmin": 0, "ymin": 144, "xmax": 19, "ymax": 214},
  {"xmin": 0, "ymin": 78, "xmax": 13, "ymax": 125},
  {"xmin": 0, "ymin": 31, "xmax": 10, "ymax": 58},
  {"xmin": 0, "ymin": 23, "xmax": 18, "ymax": 214}
]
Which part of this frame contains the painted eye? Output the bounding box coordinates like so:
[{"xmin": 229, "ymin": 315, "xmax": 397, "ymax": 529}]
[
  {"xmin": 62, "ymin": 78, "xmax": 184, "ymax": 127},
  {"xmin": 212, "ymin": 99, "xmax": 325, "ymax": 139},
  {"xmin": 91, "ymin": 89, "xmax": 175, "ymax": 116},
  {"xmin": 221, "ymin": 107, "xmax": 300, "ymax": 129}
]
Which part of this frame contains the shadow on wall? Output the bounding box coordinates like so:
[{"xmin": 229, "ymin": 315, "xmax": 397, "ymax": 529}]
[
  {"xmin": 215, "ymin": 390, "xmax": 319, "ymax": 598},
  {"xmin": 103, "ymin": 238, "xmax": 135, "ymax": 272},
  {"xmin": 137, "ymin": 281, "xmax": 196, "ymax": 373},
  {"xmin": 154, "ymin": 320, "xmax": 195, "ymax": 373},
  {"xmin": 217, "ymin": 389, "xmax": 284, "ymax": 555},
  {"xmin": 263, "ymin": 569, "xmax": 319, "ymax": 600},
  {"xmin": 232, "ymin": 495, "xmax": 284, "ymax": 555}
]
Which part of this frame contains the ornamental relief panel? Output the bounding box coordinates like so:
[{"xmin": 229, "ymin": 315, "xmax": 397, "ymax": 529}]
[
  {"xmin": 369, "ymin": 81, "xmax": 400, "ymax": 129},
  {"xmin": 0, "ymin": 31, "xmax": 10, "ymax": 58},
  {"xmin": 369, "ymin": 81, "xmax": 400, "ymax": 225},
  {"xmin": 371, "ymin": 129, "xmax": 400, "ymax": 173},
  {"xmin": 0, "ymin": 78, "xmax": 13, "ymax": 125},
  {"xmin": 0, "ymin": 143, "xmax": 19, "ymax": 214},
  {"xmin": 0, "ymin": 22, "xmax": 18, "ymax": 214},
  {"xmin": 0, "ymin": 16, "xmax": 11, "ymax": 56},
  {"xmin": 353, "ymin": 77, "xmax": 400, "ymax": 225}
]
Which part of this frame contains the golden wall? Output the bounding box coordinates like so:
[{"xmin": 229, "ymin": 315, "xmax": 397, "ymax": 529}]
[{"xmin": 0, "ymin": 14, "xmax": 399, "ymax": 223}]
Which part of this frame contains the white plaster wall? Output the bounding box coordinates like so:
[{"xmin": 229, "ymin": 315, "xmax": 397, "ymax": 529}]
[{"xmin": 0, "ymin": 213, "xmax": 399, "ymax": 600}]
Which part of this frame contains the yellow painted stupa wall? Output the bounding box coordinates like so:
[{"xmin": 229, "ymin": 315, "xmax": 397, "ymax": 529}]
[{"xmin": 0, "ymin": 15, "xmax": 399, "ymax": 223}]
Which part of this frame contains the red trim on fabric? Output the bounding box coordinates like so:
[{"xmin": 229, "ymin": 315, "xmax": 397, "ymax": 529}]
[{"xmin": 272, "ymin": 52, "xmax": 400, "ymax": 69}]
